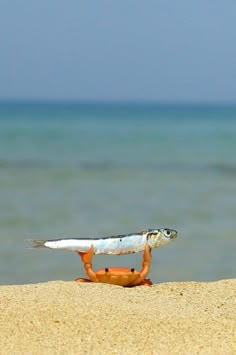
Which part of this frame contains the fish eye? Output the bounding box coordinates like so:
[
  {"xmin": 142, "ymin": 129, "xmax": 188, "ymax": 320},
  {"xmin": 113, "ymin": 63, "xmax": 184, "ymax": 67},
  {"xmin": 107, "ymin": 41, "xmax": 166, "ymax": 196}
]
[{"xmin": 164, "ymin": 229, "xmax": 171, "ymax": 237}]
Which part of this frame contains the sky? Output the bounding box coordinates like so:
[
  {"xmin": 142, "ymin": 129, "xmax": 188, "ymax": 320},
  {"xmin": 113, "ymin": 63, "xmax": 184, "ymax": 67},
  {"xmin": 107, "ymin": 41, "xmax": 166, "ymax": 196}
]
[{"xmin": 0, "ymin": 1, "xmax": 236, "ymax": 103}]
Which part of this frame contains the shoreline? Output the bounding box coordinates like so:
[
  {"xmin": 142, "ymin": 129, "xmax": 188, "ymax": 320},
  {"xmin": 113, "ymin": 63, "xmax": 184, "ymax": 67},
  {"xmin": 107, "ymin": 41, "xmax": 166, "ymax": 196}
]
[{"xmin": 0, "ymin": 279, "xmax": 235, "ymax": 354}]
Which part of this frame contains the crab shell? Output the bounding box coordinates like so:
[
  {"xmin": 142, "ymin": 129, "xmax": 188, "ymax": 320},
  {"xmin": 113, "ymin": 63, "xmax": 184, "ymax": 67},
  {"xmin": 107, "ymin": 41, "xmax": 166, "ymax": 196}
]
[{"xmin": 75, "ymin": 242, "xmax": 153, "ymax": 287}]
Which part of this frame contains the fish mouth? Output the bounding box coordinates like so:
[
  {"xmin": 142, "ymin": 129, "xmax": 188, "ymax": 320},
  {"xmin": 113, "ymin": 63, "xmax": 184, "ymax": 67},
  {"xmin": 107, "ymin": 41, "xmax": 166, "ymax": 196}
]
[{"xmin": 170, "ymin": 230, "xmax": 178, "ymax": 239}]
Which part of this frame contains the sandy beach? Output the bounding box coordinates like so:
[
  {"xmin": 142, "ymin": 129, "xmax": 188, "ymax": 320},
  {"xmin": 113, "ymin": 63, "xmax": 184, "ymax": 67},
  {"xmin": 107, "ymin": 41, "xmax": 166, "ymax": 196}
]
[{"xmin": 0, "ymin": 279, "xmax": 235, "ymax": 354}]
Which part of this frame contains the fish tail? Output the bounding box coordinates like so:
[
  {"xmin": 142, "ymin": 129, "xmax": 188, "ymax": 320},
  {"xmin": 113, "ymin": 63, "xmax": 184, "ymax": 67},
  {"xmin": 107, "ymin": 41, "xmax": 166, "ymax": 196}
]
[{"xmin": 25, "ymin": 239, "xmax": 47, "ymax": 249}]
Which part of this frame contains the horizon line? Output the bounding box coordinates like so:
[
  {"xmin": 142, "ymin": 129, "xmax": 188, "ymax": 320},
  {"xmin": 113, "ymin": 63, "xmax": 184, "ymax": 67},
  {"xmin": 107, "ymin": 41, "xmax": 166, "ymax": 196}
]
[{"xmin": 0, "ymin": 99, "xmax": 236, "ymax": 107}]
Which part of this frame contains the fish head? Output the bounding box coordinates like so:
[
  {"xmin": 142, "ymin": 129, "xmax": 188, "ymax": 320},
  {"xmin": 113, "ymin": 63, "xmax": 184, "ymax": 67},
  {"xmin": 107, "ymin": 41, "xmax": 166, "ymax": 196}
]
[{"xmin": 147, "ymin": 228, "xmax": 178, "ymax": 248}]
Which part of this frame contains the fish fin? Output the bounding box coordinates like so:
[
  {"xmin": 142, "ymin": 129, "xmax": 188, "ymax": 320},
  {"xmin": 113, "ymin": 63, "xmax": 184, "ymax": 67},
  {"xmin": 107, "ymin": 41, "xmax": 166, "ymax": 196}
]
[{"xmin": 25, "ymin": 239, "xmax": 47, "ymax": 249}]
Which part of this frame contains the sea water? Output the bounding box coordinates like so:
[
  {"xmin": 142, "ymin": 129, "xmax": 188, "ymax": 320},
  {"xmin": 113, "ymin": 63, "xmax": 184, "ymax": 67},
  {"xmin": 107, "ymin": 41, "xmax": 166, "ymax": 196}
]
[{"xmin": 0, "ymin": 102, "xmax": 235, "ymax": 285}]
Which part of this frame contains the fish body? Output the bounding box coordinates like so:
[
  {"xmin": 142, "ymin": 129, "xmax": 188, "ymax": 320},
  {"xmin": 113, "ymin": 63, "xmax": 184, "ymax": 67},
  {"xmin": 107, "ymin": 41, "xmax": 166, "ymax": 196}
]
[{"xmin": 30, "ymin": 228, "xmax": 177, "ymax": 255}]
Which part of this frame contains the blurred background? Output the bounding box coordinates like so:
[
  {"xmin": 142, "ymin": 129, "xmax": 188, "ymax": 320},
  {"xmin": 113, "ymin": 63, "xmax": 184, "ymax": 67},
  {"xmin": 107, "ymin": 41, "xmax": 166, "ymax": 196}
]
[{"xmin": 0, "ymin": 2, "xmax": 235, "ymax": 285}]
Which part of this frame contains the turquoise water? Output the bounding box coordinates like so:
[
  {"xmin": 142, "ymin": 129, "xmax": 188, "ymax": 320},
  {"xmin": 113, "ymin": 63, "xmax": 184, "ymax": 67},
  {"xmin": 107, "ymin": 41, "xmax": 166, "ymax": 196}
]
[{"xmin": 0, "ymin": 102, "xmax": 235, "ymax": 285}]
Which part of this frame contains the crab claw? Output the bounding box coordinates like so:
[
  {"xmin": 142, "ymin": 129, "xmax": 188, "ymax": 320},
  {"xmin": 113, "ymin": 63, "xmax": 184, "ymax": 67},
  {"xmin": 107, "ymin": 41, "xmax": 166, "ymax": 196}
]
[
  {"xmin": 77, "ymin": 244, "xmax": 98, "ymax": 282},
  {"xmin": 78, "ymin": 245, "xmax": 94, "ymax": 264}
]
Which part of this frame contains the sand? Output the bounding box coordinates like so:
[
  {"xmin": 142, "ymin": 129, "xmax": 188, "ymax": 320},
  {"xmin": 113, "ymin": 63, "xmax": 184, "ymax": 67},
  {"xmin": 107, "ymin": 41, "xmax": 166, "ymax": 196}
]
[{"xmin": 0, "ymin": 279, "xmax": 235, "ymax": 354}]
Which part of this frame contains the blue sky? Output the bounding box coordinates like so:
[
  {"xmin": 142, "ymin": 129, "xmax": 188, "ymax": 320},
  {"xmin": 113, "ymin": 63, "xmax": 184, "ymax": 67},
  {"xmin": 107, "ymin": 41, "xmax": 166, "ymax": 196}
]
[{"xmin": 0, "ymin": 1, "xmax": 236, "ymax": 102}]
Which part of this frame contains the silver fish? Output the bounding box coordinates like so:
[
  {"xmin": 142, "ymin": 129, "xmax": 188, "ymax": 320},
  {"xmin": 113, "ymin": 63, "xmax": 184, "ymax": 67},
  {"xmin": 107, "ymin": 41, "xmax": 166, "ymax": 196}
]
[{"xmin": 29, "ymin": 228, "xmax": 177, "ymax": 255}]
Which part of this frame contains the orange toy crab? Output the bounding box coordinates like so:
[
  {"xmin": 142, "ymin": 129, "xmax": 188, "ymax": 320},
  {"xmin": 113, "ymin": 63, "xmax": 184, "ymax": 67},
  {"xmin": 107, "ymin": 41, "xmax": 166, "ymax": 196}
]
[{"xmin": 75, "ymin": 242, "xmax": 153, "ymax": 287}]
